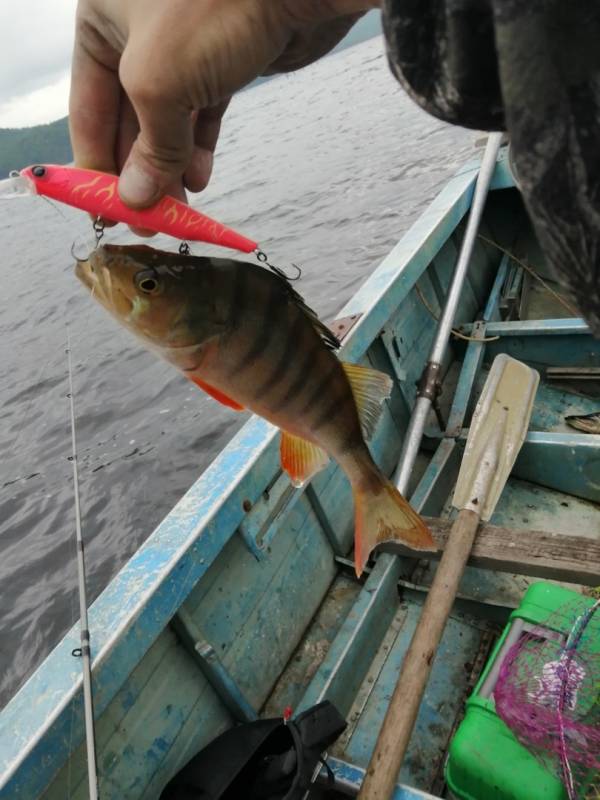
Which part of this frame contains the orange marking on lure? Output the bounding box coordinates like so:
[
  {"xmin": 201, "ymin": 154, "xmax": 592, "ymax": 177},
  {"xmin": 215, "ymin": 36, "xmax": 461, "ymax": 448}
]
[
  {"xmin": 164, "ymin": 201, "xmax": 179, "ymax": 225},
  {"xmin": 95, "ymin": 182, "xmax": 116, "ymax": 202},
  {"xmin": 71, "ymin": 175, "xmax": 103, "ymax": 199}
]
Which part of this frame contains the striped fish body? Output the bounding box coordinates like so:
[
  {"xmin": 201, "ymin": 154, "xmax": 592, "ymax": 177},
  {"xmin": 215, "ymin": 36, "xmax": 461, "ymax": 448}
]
[{"xmin": 76, "ymin": 245, "xmax": 433, "ymax": 573}]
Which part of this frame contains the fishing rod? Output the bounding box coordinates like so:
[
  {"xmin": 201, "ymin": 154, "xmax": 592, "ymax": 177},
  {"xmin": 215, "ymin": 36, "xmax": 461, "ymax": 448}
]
[{"xmin": 66, "ymin": 335, "xmax": 100, "ymax": 800}]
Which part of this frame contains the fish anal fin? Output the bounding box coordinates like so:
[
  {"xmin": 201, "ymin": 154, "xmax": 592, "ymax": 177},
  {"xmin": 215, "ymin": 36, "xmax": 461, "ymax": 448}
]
[
  {"xmin": 342, "ymin": 362, "xmax": 393, "ymax": 440},
  {"xmin": 280, "ymin": 431, "xmax": 329, "ymax": 488},
  {"xmin": 189, "ymin": 376, "xmax": 244, "ymax": 411}
]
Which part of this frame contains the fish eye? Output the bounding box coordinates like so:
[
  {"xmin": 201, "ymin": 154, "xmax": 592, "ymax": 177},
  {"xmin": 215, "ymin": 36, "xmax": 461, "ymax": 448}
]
[{"xmin": 135, "ymin": 270, "xmax": 162, "ymax": 295}]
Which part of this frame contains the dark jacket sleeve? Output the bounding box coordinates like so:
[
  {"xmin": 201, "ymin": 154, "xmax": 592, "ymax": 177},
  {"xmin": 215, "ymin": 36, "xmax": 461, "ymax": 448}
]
[{"xmin": 382, "ymin": 0, "xmax": 600, "ymax": 336}]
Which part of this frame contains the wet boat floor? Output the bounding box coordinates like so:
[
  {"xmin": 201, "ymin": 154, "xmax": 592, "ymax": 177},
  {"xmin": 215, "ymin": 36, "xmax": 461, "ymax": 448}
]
[{"xmin": 263, "ymin": 568, "xmax": 496, "ymax": 795}]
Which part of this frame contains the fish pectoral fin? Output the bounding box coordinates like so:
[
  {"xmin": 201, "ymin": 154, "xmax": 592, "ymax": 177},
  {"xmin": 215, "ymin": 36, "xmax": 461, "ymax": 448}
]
[
  {"xmin": 342, "ymin": 362, "xmax": 393, "ymax": 440},
  {"xmin": 280, "ymin": 431, "xmax": 329, "ymax": 488},
  {"xmin": 189, "ymin": 376, "xmax": 245, "ymax": 411}
]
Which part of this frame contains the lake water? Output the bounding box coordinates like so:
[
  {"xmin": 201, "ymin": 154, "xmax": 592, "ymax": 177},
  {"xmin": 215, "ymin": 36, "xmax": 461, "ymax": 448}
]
[{"xmin": 0, "ymin": 38, "xmax": 480, "ymax": 706}]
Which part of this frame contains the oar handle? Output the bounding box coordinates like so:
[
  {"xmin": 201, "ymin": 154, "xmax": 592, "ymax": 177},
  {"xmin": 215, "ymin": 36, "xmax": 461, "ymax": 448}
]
[{"xmin": 357, "ymin": 508, "xmax": 481, "ymax": 800}]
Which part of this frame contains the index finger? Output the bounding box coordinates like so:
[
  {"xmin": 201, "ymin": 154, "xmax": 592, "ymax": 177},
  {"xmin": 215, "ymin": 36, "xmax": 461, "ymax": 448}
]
[{"xmin": 69, "ymin": 34, "xmax": 121, "ymax": 174}]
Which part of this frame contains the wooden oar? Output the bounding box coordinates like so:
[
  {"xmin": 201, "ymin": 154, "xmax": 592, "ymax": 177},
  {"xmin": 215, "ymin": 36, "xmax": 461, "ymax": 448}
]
[{"xmin": 357, "ymin": 354, "xmax": 539, "ymax": 800}]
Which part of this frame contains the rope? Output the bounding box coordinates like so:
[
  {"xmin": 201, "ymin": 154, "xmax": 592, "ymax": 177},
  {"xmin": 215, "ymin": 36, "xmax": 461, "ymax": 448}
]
[
  {"xmin": 414, "ymin": 284, "xmax": 500, "ymax": 343},
  {"xmin": 478, "ymin": 235, "xmax": 580, "ymax": 317}
]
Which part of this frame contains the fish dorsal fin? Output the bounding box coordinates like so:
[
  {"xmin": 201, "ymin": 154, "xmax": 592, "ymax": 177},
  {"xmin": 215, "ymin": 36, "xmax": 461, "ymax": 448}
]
[
  {"xmin": 342, "ymin": 362, "xmax": 393, "ymax": 440},
  {"xmin": 189, "ymin": 376, "xmax": 245, "ymax": 411},
  {"xmin": 267, "ymin": 269, "xmax": 341, "ymax": 351},
  {"xmin": 300, "ymin": 302, "xmax": 341, "ymax": 351},
  {"xmin": 280, "ymin": 431, "xmax": 329, "ymax": 488}
]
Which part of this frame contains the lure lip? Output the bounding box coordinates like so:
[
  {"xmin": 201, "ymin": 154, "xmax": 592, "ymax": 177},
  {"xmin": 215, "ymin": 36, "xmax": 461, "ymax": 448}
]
[{"xmin": 0, "ymin": 172, "xmax": 36, "ymax": 199}]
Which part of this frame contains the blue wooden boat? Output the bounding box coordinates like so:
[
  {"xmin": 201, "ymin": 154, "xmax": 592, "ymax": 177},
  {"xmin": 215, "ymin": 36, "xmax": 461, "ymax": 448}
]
[{"xmin": 1, "ymin": 145, "xmax": 599, "ymax": 799}]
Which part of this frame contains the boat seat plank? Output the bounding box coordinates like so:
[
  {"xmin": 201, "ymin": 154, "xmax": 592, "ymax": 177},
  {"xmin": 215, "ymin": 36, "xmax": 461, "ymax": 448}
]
[
  {"xmin": 473, "ymin": 369, "xmax": 599, "ymax": 433},
  {"xmin": 380, "ymin": 513, "xmax": 600, "ymax": 587},
  {"xmin": 513, "ymin": 430, "xmax": 600, "ymax": 503},
  {"xmin": 478, "ymin": 319, "xmax": 600, "ymax": 369}
]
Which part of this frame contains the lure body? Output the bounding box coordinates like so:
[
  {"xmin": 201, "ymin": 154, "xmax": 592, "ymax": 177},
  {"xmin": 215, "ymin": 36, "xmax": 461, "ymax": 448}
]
[{"xmin": 8, "ymin": 164, "xmax": 258, "ymax": 253}]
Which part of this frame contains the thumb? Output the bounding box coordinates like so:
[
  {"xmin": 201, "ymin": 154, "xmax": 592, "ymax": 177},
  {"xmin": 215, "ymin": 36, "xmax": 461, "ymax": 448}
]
[{"xmin": 118, "ymin": 50, "xmax": 194, "ymax": 207}]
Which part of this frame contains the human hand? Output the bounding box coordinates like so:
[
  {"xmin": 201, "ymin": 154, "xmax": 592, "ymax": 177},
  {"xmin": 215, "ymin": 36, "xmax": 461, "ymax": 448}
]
[{"xmin": 70, "ymin": 0, "xmax": 380, "ymax": 217}]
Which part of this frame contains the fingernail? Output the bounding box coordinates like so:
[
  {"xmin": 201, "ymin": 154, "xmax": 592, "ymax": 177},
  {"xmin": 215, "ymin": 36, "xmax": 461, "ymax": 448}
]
[
  {"xmin": 197, "ymin": 150, "xmax": 213, "ymax": 183},
  {"xmin": 187, "ymin": 150, "xmax": 213, "ymax": 192},
  {"xmin": 119, "ymin": 163, "xmax": 159, "ymax": 207}
]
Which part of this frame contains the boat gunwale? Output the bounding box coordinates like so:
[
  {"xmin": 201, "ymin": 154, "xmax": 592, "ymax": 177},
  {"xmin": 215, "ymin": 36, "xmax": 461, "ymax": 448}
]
[{"xmin": 0, "ymin": 154, "xmax": 513, "ymax": 794}]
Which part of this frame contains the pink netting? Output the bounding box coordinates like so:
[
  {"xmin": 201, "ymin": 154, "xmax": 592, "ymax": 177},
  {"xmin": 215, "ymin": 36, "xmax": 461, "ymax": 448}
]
[{"xmin": 494, "ymin": 598, "xmax": 600, "ymax": 800}]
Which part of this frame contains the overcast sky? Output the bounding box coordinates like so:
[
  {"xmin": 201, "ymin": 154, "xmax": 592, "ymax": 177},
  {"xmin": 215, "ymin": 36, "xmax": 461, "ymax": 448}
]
[
  {"xmin": 0, "ymin": 4, "xmax": 382, "ymax": 130},
  {"xmin": 0, "ymin": 0, "xmax": 77, "ymax": 128}
]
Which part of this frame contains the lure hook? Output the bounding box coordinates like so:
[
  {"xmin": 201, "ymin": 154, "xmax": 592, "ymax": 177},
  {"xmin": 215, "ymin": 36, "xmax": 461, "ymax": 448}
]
[
  {"xmin": 71, "ymin": 240, "xmax": 90, "ymax": 262},
  {"xmin": 93, "ymin": 216, "xmax": 105, "ymax": 247},
  {"xmin": 255, "ymin": 249, "xmax": 302, "ymax": 282}
]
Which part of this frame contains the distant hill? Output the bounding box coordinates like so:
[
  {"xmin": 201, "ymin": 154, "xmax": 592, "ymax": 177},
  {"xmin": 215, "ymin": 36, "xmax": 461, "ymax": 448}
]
[
  {"xmin": 332, "ymin": 9, "xmax": 382, "ymax": 53},
  {"xmin": 0, "ymin": 117, "xmax": 71, "ymax": 177},
  {"xmin": 0, "ymin": 11, "xmax": 382, "ymax": 177}
]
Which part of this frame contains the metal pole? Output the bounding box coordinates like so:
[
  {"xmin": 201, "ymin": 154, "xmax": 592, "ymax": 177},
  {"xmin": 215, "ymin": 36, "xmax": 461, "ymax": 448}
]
[
  {"xmin": 393, "ymin": 133, "xmax": 503, "ymax": 495},
  {"xmin": 67, "ymin": 338, "xmax": 99, "ymax": 800}
]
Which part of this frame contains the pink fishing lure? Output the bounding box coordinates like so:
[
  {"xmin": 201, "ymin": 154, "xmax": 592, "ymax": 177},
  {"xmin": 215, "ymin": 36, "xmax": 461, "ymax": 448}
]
[{"xmin": 11, "ymin": 164, "xmax": 258, "ymax": 253}]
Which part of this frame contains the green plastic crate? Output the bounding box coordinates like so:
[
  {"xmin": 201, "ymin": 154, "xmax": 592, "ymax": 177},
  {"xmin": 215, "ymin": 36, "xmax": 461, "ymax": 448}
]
[{"xmin": 445, "ymin": 582, "xmax": 598, "ymax": 800}]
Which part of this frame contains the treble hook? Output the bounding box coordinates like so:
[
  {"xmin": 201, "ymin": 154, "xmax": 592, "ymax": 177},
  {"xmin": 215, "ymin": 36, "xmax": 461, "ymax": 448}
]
[
  {"xmin": 70, "ymin": 239, "xmax": 90, "ymax": 262},
  {"xmin": 93, "ymin": 216, "xmax": 105, "ymax": 247},
  {"xmin": 70, "ymin": 215, "xmax": 105, "ymax": 261},
  {"xmin": 255, "ymin": 249, "xmax": 302, "ymax": 281}
]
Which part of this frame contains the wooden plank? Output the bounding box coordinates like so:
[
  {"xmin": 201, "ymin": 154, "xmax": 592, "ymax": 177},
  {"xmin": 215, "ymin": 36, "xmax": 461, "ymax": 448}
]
[{"xmin": 379, "ymin": 517, "xmax": 600, "ymax": 585}]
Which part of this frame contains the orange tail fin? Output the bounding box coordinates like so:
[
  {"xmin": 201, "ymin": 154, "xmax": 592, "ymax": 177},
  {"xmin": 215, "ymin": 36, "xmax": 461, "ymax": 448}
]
[{"xmin": 353, "ymin": 472, "xmax": 434, "ymax": 577}]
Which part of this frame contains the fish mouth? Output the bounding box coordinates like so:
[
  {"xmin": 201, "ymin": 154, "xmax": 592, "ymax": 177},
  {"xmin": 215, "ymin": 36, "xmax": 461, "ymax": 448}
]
[{"xmin": 74, "ymin": 257, "xmax": 133, "ymax": 316}]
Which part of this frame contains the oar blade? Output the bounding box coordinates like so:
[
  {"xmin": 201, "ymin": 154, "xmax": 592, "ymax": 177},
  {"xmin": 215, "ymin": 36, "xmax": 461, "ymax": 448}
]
[{"xmin": 453, "ymin": 354, "xmax": 539, "ymax": 521}]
